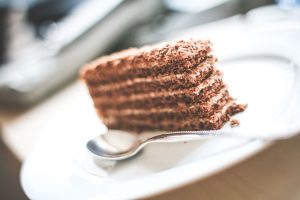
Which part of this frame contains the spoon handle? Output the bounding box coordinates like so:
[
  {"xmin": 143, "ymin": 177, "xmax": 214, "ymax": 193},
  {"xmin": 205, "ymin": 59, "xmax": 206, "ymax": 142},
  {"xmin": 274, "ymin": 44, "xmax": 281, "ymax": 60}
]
[
  {"xmin": 143, "ymin": 127, "xmax": 300, "ymax": 145},
  {"xmin": 143, "ymin": 130, "xmax": 239, "ymax": 144}
]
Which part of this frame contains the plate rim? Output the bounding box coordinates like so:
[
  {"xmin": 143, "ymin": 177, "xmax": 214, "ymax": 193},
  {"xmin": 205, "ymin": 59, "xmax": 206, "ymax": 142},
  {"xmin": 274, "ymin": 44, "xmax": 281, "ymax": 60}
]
[{"xmin": 20, "ymin": 138, "xmax": 271, "ymax": 200}]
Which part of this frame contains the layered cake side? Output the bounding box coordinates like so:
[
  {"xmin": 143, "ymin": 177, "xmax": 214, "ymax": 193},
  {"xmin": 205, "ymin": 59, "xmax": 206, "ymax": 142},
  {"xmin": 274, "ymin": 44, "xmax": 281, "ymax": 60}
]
[{"xmin": 80, "ymin": 39, "xmax": 246, "ymax": 132}]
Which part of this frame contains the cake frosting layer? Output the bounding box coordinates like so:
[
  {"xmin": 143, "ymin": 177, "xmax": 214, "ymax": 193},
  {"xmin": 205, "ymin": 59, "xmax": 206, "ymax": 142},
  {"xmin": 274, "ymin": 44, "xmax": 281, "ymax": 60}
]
[
  {"xmin": 81, "ymin": 40, "xmax": 212, "ymax": 83},
  {"xmin": 93, "ymin": 70, "xmax": 223, "ymax": 109},
  {"xmin": 98, "ymin": 87, "xmax": 230, "ymax": 121},
  {"xmin": 87, "ymin": 56, "xmax": 216, "ymax": 96},
  {"xmin": 101, "ymin": 101, "xmax": 237, "ymax": 131}
]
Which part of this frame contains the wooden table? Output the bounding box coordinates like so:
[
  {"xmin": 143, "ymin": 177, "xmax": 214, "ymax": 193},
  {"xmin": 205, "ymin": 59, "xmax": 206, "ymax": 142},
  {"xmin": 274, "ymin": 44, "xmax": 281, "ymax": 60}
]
[{"xmin": 1, "ymin": 81, "xmax": 300, "ymax": 200}]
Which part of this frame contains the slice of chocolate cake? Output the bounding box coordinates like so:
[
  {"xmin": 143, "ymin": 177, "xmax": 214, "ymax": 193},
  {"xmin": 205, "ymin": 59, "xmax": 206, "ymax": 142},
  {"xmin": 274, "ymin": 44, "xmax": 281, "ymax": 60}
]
[{"xmin": 80, "ymin": 39, "xmax": 246, "ymax": 132}]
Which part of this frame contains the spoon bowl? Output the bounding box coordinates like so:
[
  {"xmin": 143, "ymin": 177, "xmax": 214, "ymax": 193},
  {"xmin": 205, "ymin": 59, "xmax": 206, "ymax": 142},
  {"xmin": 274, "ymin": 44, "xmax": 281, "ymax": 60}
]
[{"xmin": 87, "ymin": 130, "xmax": 143, "ymax": 160}]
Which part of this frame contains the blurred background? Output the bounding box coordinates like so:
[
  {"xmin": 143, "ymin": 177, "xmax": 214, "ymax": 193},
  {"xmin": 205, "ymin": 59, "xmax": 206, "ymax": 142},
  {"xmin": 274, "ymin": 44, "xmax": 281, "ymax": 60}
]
[{"xmin": 0, "ymin": 0, "xmax": 299, "ymax": 199}]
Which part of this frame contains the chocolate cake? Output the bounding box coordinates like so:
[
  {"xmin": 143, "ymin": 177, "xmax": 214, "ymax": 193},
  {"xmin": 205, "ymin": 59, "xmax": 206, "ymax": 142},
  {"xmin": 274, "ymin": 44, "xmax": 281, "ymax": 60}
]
[{"xmin": 80, "ymin": 39, "xmax": 246, "ymax": 132}]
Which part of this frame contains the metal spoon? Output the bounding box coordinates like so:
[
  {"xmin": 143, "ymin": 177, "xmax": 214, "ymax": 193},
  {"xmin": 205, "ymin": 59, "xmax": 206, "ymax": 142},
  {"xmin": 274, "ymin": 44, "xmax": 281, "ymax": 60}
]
[{"xmin": 86, "ymin": 127, "xmax": 299, "ymax": 161}]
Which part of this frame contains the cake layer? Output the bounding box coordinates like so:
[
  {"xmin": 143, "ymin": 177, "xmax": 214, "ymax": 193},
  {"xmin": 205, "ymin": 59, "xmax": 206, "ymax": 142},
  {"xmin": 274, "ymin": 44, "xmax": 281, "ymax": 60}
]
[
  {"xmin": 98, "ymin": 87, "xmax": 231, "ymax": 122},
  {"xmin": 101, "ymin": 101, "xmax": 238, "ymax": 131},
  {"xmin": 81, "ymin": 40, "xmax": 212, "ymax": 84},
  {"xmin": 88, "ymin": 56, "xmax": 216, "ymax": 96},
  {"xmin": 93, "ymin": 70, "xmax": 224, "ymax": 110}
]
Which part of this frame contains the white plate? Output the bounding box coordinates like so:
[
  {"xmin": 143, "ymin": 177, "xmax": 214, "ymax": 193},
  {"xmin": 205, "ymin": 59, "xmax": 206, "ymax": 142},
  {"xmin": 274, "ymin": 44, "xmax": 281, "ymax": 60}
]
[{"xmin": 21, "ymin": 28, "xmax": 300, "ymax": 200}]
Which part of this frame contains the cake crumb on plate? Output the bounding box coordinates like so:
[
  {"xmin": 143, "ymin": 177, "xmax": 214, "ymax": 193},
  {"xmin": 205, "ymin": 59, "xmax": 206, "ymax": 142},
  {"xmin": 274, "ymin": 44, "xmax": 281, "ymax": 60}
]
[{"xmin": 230, "ymin": 119, "xmax": 240, "ymax": 127}]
